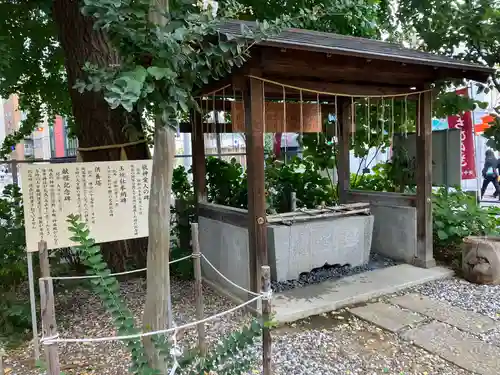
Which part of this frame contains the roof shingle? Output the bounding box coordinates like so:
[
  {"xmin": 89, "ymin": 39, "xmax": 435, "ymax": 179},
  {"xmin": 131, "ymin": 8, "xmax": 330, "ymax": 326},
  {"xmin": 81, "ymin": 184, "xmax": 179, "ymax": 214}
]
[{"xmin": 218, "ymin": 20, "xmax": 493, "ymax": 75}]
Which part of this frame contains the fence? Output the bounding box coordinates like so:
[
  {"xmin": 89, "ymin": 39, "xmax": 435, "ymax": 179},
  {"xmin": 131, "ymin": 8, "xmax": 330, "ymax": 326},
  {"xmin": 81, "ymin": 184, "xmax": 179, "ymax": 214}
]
[
  {"xmin": 1, "ymin": 148, "xmax": 249, "ymax": 190},
  {"xmin": 32, "ymin": 223, "xmax": 272, "ymax": 375}
]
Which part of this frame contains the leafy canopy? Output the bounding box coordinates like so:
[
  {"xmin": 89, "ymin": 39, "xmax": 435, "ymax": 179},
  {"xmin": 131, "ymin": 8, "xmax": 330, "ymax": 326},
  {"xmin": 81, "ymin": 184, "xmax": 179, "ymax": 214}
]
[
  {"xmin": 0, "ymin": 0, "xmax": 73, "ymax": 158},
  {"xmin": 395, "ymin": 0, "xmax": 500, "ymax": 147},
  {"xmin": 77, "ymin": 0, "xmax": 323, "ymax": 128}
]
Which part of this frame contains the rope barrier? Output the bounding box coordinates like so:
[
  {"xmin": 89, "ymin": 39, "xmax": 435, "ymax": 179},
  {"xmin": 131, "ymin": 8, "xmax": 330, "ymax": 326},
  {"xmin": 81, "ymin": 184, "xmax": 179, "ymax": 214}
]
[
  {"xmin": 77, "ymin": 139, "xmax": 148, "ymax": 152},
  {"xmin": 246, "ymin": 74, "xmax": 433, "ymax": 99},
  {"xmin": 43, "ymin": 254, "xmax": 193, "ymax": 281},
  {"xmin": 200, "ymin": 254, "xmax": 261, "ymax": 297},
  {"xmin": 40, "ymin": 294, "xmax": 263, "ymax": 345}
]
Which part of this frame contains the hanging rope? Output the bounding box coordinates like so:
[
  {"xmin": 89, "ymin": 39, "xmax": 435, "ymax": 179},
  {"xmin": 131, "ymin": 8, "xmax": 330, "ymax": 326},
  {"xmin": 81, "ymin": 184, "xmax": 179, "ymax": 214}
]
[
  {"xmin": 334, "ymin": 95, "xmax": 338, "ymax": 140},
  {"xmin": 417, "ymin": 92, "xmax": 422, "ymax": 136},
  {"xmin": 366, "ymin": 97, "xmax": 371, "ymax": 143},
  {"xmin": 351, "ymin": 97, "xmax": 355, "ymax": 134},
  {"xmin": 391, "ymin": 97, "xmax": 395, "ymax": 140},
  {"xmin": 77, "ymin": 139, "xmax": 148, "ymax": 161},
  {"xmin": 404, "ymin": 95, "xmax": 409, "ymax": 138},
  {"xmin": 316, "ymin": 93, "xmax": 321, "ymax": 144},
  {"xmin": 246, "ymin": 75, "xmax": 432, "ymax": 99},
  {"xmin": 299, "ymin": 89, "xmax": 304, "ymax": 145},
  {"xmin": 380, "ymin": 98, "xmax": 385, "ymax": 141},
  {"xmin": 282, "ymin": 86, "xmax": 288, "ymax": 163},
  {"xmin": 222, "ymin": 87, "xmax": 227, "ymax": 134},
  {"xmin": 262, "ymin": 81, "xmax": 266, "ymax": 135}
]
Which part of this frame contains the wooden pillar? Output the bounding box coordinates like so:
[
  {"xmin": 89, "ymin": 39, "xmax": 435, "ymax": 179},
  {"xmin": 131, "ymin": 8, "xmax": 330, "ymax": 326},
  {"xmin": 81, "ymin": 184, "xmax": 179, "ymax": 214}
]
[
  {"xmin": 244, "ymin": 75, "xmax": 267, "ymax": 294},
  {"xmin": 190, "ymin": 109, "xmax": 206, "ymax": 207},
  {"xmin": 338, "ymin": 100, "xmax": 351, "ymax": 204},
  {"xmin": 415, "ymin": 90, "xmax": 436, "ymax": 268},
  {"xmin": 39, "ymin": 241, "xmax": 61, "ymax": 375}
]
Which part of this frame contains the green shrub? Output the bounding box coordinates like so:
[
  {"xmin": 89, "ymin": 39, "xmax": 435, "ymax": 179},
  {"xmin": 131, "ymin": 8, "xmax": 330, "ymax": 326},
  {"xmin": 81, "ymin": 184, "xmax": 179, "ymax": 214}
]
[
  {"xmin": 0, "ymin": 184, "xmax": 31, "ymax": 342},
  {"xmin": 350, "ymin": 162, "xmax": 395, "ymax": 192},
  {"xmin": 66, "ymin": 214, "xmax": 264, "ymax": 375},
  {"xmin": 265, "ymin": 156, "xmax": 335, "ymax": 212},
  {"xmin": 433, "ymin": 188, "xmax": 500, "ymax": 266}
]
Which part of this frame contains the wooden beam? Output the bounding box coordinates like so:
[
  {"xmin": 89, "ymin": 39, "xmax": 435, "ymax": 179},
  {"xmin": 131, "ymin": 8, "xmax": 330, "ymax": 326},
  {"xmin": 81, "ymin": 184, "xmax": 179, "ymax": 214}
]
[
  {"xmin": 198, "ymin": 202, "xmax": 248, "ymax": 228},
  {"xmin": 347, "ymin": 190, "xmax": 417, "ymax": 207},
  {"xmin": 337, "ymin": 99, "xmax": 351, "ymax": 204},
  {"xmin": 244, "ymin": 74, "xmax": 268, "ymax": 295},
  {"xmin": 262, "ymin": 77, "xmax": 422, "ymax": 98},
  {"xmin": 414, "ymin": 90, "xmax": 436, "ymax": 268},
  {"xmin": 190, "ymin": 110, "xmax": 207, "ymax": 207},
  {"xmin": 259, "ymin": 47, "xmax": 437, "ymax": 86},
  {"xmin": 179, "ymin": 121, "xmax": 234, "ymax": 134}
]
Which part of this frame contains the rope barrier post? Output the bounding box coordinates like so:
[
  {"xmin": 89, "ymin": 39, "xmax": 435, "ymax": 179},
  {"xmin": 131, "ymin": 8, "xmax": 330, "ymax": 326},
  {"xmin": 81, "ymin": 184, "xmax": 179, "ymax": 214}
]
[
  {"xmin": 290, "ymin": 192, "xmax": 297, "ymax": 212},
  {"xmin": 191, "ymin": 223, "xmax": 206, "ymax": 356},
  {"xmin": 0, "ymin": 347, "xmax": 5, "ymax": 375},
  {"xmin": 38, "ymin": 241, "xmax": 60, "ymax": 375},
  {"xmin": 261, "ymin": 265, "xmax": 272, "ymax": 375}
]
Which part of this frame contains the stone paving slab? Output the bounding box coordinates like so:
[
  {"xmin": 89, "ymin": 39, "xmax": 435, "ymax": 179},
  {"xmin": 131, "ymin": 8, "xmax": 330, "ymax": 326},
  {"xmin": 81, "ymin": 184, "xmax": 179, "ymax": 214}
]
[
  {"xmin": 402, "ymin": 321, "xmax": 500, "ymax": 375},
  {"xmin": 391, "ymin": 293, "xmax": 497, "ymax": 334},
  {"xmin": 273, "ymin": 265, "xmax": 453, "ymax": 323},
  {"xmin": 349, "ymin": 302, "xmax": 426, "ymax": 332}
]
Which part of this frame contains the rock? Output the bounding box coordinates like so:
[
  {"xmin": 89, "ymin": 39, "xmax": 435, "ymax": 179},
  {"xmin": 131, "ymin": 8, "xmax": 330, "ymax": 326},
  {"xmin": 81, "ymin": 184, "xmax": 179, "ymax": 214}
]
[{"xmin": 462, "ymin": 236, "xmax": 500, "ymax": 284}]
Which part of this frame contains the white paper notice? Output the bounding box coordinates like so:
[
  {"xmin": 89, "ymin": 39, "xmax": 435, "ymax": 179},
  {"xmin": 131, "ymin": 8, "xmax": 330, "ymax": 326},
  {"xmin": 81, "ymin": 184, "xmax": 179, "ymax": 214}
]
[{"xmin": 20, "ymin": 160, "xmax": 153, "ymax": 252}]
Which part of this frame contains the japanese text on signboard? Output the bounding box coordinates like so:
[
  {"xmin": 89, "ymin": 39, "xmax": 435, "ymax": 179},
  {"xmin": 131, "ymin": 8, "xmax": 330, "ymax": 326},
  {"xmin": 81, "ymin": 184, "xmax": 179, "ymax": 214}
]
[{"xmin": 20, "ymin": 160, "xmax": 152, "ymax": 252}]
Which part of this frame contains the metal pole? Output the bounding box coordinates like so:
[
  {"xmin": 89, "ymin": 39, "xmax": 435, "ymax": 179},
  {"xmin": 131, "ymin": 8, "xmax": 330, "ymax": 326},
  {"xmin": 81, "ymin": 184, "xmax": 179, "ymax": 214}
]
[{"xmin": 27, "ymin": 251, "xmax": 40, "ymax": 360}]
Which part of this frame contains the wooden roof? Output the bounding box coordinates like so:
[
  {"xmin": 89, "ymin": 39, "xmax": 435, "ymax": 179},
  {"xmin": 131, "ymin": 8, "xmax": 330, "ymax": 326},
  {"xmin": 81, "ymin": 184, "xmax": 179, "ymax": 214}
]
[{"xmin": 218, "ymin": 20, "xmax": 493, "ymax": 82}]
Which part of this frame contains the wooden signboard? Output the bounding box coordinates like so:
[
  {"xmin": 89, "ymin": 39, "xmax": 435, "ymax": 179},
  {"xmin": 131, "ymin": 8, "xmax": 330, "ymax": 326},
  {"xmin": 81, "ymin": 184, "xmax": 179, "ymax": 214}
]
[
  {"xmin": 231, "ymin": 101, "xmax": 322, "ymax": 133},
  {"xmin": 20, "ymin": 160, "xmax": 153, "ymax": 252}
]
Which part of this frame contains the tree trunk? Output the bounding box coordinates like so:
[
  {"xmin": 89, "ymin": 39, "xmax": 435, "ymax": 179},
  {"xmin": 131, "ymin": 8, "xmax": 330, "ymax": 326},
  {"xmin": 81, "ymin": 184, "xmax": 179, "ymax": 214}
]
[
  {"xmin": 52, "ymin": 0, "xmax": 150, "ymax": 272},
  {"xmin": 142, "ymin": 1, "xmax": 174, "ymax": 373},
  {"xmin": 143, "ymin": 126, "xmax": 175, "ymax": 374}
]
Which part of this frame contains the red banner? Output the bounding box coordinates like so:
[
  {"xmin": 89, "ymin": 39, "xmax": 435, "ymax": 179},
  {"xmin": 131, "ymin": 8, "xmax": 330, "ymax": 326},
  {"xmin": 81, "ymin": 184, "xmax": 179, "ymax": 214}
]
[{"xmin": 447, "ymin": 88, "xmax": 476, "ymax": 180}]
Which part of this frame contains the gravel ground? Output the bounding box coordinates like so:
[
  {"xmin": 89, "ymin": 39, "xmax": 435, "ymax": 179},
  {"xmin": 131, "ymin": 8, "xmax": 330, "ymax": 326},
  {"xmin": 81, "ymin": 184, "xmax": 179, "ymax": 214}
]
[
  {"xmin": 272, "ymin": 252, "xmax": 398, "ymax": 293},
  {"xmin": 409, "ymin": 277, "xmax": 500, "ymax": 319},
  {"xmin": 3, "ymin": 275, "xmax": 487, "ymax": 375}
]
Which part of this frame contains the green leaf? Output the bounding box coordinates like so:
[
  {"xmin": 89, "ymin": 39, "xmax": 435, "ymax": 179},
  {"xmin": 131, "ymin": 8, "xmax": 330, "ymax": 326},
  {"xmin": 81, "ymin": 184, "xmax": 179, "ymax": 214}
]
[{"xmin": 147, "ymin": 66, "xmax": 175, "ymax": 80}]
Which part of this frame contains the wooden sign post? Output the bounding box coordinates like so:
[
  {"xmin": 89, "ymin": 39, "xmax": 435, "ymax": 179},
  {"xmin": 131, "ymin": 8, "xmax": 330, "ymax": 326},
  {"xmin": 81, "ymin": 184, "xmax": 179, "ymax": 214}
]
[
  {"xmin": 261, "ymin": 265, "xmax": 272, "ymax": 375},
  {"xmin": 38, "ymin": 241, "xmax": 60, "ymax": 375}
]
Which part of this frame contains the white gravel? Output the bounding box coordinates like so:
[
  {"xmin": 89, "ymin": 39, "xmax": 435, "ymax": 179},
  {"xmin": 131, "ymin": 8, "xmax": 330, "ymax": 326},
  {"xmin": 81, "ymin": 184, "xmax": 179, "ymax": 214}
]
[
  {"xmin": 409, "ymin": 277, "xmax": 500, "ymax": 319},
  {"xmin": 3, "ymin": 276, "xmax": 494, "ymax": 375}
]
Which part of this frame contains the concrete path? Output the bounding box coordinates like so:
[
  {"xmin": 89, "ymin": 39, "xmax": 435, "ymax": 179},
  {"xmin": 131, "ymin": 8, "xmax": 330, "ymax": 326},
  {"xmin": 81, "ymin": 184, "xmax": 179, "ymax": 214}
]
[
  {"xmin": 273, "ymin": 264, "xmax": 453, "ymax": 323},
  {"xmin": 350, "ymin": 293, "xmax": 500, "ymax": 374}
]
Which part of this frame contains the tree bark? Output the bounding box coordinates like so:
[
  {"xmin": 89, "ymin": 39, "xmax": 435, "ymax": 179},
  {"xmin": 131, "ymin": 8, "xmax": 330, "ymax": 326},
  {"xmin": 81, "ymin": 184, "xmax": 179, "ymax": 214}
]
[
  {"xmin": 52, "ymin": 0, "xmax": 150, "ymax": 272},
  {"xmin": 142, "ymin": 126, "xmax": 175, "ymax": 374},
  {"xmin": 142, "ymin": 1, "xmax": 174, "ymax": 373}
]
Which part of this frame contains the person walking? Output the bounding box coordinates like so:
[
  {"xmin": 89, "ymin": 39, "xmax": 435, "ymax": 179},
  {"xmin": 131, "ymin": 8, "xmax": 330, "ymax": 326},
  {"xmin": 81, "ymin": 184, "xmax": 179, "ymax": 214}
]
[{"xmin": 481, "ymin": 149, "xmax": 500, "ymax": 200}]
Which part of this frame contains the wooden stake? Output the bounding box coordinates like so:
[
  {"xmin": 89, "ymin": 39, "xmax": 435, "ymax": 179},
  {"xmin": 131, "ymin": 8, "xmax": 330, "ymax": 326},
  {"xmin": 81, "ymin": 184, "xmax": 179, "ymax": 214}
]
[
  {"xmin": 290, "ymin": 192, "xmax": 297, "ymax": 212},
  {"xmin": 0, "ymin": 347, "xmax": 5, "ymax": 375},
  {"xmin": 38, "ymin": 241, "xmax": 60, "ymax": 375},
  {"xmin": 191, "ymin": 223, "xmax": 206, "ymax": 356},
  {"xmin": 261, "ymin": 265, "xmax": 272, "ymax": 375}
]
